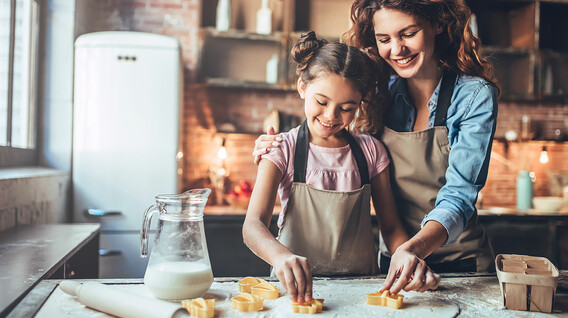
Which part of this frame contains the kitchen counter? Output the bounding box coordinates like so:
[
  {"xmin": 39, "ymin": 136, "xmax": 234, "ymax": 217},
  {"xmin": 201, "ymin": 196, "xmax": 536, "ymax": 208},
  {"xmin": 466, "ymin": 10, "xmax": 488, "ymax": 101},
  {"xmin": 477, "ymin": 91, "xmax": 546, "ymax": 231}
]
[
  {"xmin": 0, "ymin": 224, "xmax": 100, "ymax": 317},
  {"xmin": 8, "ymin": 272, "xmax": 568, "ymax": 317}
]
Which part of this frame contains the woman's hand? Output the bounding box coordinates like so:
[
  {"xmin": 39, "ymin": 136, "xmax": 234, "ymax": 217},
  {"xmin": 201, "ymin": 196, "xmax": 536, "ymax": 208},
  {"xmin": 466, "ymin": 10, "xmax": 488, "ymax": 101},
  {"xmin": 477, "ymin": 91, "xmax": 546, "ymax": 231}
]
[
  {"xmin": 380, "ymin": 245, "xmax": 441, "ymax": 294},
  {"xmin": 253, "ymin": 126, "xmax": 282, "ymax": 165},
  {"xmin": 272, "ymin": 253, "xmax": 313, "ymax": 303}
]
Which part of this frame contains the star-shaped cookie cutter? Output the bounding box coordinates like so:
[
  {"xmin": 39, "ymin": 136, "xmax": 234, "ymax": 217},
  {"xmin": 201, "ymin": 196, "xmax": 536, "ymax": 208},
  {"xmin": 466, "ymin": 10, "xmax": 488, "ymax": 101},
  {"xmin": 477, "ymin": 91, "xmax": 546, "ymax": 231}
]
[
  {"xmin": 291, "ymin": 298, "xmax": 324, "ymax": 314},
  {"xmin": 366, "ymin": 290, "xmax": 404, "ymax": 309}
]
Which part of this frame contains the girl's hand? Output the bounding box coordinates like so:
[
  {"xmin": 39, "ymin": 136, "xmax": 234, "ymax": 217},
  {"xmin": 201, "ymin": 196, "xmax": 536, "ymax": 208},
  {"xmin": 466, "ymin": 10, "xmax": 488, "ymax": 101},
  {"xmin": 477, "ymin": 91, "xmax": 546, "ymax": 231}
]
[
  {"xmin": 253, "ymin": 126, "xmax": 282, "ymax": 165},
  {"xmin": 380, "ymin": 246, "xmax": 441, "ymax": 294},
  {"xmin": 272, "ymin": 253, "xmax": 313, "ymax": 303}
]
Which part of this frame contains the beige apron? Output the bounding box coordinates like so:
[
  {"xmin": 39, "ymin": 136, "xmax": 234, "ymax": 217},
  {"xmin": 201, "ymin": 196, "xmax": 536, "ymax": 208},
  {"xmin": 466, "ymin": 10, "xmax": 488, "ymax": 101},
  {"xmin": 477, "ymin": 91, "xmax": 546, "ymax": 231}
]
[
  {"xmin": 380, "ymin": 72, "xmax": 493, "ymax": 272},
  {"xmin": 277, "ymin": 121, "xmax": 378, "ymax": 276}
]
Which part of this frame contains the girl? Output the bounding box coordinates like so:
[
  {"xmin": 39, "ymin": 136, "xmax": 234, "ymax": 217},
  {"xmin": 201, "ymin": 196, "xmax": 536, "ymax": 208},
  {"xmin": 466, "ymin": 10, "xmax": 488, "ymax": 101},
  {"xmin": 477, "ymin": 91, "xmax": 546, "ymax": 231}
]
[
  {"xmin": 253, "ymin": 0, "xmax": 499, "ymax": 295},
  {"xmin": 242, "ymin": 31, "xmax": 439, "ymax": 304}
]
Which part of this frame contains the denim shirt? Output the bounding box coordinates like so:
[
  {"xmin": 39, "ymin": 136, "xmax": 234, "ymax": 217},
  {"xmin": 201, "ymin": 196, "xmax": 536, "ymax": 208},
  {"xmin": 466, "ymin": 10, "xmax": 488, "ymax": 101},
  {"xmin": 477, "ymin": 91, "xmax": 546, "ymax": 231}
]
[{"xmin": 386, "ymin": 74, "xmax": 498, "ymax": 245}]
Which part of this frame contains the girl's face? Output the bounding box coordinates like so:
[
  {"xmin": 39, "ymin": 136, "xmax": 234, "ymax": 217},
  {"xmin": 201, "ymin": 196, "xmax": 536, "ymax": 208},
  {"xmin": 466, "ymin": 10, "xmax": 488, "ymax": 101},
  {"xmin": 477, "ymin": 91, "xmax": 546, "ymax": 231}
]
[
  {"xmin": 297, "ymin": 74, "xmax": 361, "ymax": 146},
  {"xmin": 372, "ymin": 8, "xmax": 441, "ymax": 79}
]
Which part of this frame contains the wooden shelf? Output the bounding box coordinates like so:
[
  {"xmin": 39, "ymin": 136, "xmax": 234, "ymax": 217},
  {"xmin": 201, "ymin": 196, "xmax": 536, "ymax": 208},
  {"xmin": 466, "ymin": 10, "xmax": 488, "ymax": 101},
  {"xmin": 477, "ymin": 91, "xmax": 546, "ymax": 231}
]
[
  {"xmin": 204, "ymin": 77, "xmax": 294, "ymax": 91},
  {"xmin": 200, "ymin": 27, "xmax": 285, "ymax": 42},
  {"xmin": 468, "ymin": 0, "xmax": 568, "ymax": 101}
]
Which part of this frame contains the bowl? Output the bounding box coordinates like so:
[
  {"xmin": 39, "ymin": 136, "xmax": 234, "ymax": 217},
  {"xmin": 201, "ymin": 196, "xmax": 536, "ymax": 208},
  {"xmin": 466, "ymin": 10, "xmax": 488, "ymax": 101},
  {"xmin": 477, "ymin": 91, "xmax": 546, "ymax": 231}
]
[{"xmin": 532, "ymin": 196, "xmax": 564, "ymax": 212}]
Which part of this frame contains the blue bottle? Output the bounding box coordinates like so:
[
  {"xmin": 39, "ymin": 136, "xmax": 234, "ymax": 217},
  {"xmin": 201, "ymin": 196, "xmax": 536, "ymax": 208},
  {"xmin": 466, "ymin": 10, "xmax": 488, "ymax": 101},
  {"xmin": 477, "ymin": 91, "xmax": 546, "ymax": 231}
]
[{"xmin": 516, "ymin": 170, "xmax": 533, "ymax": 211}]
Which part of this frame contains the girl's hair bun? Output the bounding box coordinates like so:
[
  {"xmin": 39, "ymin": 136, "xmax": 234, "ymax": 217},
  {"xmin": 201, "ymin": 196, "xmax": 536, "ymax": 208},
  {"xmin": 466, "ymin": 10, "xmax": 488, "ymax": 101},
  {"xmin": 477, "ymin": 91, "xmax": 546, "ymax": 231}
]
[{"xmin": 291, "ymin": 31, "xmax": 327, "ymax": 72}]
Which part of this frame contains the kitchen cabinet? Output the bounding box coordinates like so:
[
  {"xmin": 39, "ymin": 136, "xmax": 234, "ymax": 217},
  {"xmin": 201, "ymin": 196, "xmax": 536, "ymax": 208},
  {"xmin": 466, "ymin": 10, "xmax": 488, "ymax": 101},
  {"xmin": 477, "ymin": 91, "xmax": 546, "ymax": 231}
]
[
  {"xmin": 198, "ymin": 0, "xmax": 353, "ymax": 90},
  {"xmin": 204, "ymin": 214, "xmax": 279, "ymax": 277},
  {"xmin": 466, "ymin": 0, "xmax": 568, "ymax": 101}
]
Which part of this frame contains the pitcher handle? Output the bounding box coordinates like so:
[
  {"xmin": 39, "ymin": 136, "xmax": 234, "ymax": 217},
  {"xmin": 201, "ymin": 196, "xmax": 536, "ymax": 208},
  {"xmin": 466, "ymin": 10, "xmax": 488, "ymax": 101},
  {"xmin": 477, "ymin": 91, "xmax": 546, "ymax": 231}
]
[{"xmin": 140, "ymin": 204, "xmax": 158, "ymax": 258}]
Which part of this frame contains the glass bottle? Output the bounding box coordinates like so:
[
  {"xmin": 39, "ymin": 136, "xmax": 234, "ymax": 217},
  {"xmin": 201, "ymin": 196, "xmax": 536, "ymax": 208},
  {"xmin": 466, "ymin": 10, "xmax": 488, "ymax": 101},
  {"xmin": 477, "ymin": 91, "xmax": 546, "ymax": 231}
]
[{"xmin": 516, "ymin": 170, "xmax": 533, "ymax": 211}]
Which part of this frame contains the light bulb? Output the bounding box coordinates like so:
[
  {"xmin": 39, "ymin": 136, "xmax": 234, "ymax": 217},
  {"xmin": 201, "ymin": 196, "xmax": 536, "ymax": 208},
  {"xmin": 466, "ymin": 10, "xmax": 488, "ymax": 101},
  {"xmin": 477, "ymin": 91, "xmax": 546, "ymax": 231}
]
[
  {"xmin": 218, "ymin": 146, "xmax": 227, "ymax": 160},
  {"xmin": 539, "ymin": 146, "xmax": 548, "ymax": 164}
]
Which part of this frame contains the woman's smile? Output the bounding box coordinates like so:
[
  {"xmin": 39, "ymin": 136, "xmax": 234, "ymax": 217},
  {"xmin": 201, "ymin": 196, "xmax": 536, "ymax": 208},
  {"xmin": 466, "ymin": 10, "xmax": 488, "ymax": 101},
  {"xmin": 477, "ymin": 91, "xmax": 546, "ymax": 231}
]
[{"xmin": 393, "ymin": 54, "xmax": 418, "ymax": 66}]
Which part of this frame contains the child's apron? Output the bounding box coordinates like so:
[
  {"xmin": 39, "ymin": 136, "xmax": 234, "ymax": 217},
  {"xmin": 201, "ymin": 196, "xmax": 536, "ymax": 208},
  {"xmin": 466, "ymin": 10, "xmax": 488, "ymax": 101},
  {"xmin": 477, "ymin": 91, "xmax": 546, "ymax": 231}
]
[
  {"xmin": 276, "ymin": 121, "xmax": 378, "ymax": 275},
  {"xmin": 380, "ymin": 71, "xmax": 493, "ymax": 272}
]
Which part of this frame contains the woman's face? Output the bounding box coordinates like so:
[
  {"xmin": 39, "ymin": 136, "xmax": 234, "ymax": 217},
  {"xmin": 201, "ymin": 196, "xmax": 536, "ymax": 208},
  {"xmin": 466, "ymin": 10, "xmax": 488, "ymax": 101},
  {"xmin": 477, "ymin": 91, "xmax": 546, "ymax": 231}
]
[
  {"xmin": 298, "ymin": 74, "xmax": 361, "ymax": 146},
  {"xmin": 372, "ymin": 8, "xmax": 441, "ymax": 79}
]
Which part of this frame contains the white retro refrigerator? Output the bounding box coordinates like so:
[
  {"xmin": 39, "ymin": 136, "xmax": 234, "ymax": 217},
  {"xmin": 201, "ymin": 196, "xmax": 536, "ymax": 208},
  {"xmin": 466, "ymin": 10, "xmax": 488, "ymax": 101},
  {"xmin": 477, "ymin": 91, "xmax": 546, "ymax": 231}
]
[{"xmin": 73, "ymin": 32, "xmax": 182, "ymax": 278}]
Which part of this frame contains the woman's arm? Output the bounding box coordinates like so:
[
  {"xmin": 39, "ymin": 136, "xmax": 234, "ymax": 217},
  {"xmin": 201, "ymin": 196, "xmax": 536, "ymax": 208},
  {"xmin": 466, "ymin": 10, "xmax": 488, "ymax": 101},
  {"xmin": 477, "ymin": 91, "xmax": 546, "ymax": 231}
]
[
  {"xmin": 242, "ymin": 159, "xmax": 312, "ymax": 303},
  {"xmin": 372, "ymin": 168, "xmax": 441, "ymax": 293},
  {"xmin": 421, "ymin": 81, "xmax": 498, "ymax": 245}
]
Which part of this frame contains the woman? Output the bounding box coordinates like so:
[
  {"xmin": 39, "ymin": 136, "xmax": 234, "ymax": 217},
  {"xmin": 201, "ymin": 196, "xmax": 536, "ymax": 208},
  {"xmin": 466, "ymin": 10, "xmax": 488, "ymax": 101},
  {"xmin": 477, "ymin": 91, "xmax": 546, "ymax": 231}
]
[{"xmin": 253, "ymin": 0, "xmax": 499, "ymax": 294}]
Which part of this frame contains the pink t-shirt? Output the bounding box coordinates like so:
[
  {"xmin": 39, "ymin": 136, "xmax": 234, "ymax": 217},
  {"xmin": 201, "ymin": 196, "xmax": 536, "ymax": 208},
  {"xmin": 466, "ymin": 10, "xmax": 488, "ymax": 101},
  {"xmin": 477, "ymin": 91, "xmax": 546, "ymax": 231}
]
[{"xmin": 261, "ymin": 128, "xmax": 390, "ymax": 228}]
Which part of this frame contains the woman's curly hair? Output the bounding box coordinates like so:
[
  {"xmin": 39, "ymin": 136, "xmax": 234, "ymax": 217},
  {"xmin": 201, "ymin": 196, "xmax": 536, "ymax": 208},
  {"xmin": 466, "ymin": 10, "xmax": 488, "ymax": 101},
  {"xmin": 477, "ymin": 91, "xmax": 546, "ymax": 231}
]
[
  {"xmin": 292, "ymin": 31, "xmax": 390, "ymax": 136},
  {"xmin": 344, "ymin": 0, "xmax": 500, "ymax": 95}
]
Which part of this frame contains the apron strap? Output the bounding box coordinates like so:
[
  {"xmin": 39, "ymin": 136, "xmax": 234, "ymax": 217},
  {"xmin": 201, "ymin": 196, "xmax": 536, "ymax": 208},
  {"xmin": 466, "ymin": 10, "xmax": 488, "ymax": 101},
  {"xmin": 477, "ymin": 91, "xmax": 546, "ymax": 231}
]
[
  {"xmin": 293, "ymin": 120, "xmax": 370, "ymax": 185},
  {"xmin": 293, "ymin": 121, "xmax": 310, "ymax": 183},
  {"xmin": 433, "ymin": 71, "xmax": 457, "ymax": 127},
  {"xmin": 344, "ymin": 130, "xmax": 370, "ymax": 186}
]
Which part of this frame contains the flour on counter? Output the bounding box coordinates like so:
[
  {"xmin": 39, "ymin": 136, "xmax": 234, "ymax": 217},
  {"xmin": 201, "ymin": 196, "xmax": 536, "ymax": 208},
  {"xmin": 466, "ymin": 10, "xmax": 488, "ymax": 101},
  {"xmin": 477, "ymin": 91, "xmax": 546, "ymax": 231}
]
[{"xmin": 35, "ymin": 277, "xmax": 565, "ymax": 317}]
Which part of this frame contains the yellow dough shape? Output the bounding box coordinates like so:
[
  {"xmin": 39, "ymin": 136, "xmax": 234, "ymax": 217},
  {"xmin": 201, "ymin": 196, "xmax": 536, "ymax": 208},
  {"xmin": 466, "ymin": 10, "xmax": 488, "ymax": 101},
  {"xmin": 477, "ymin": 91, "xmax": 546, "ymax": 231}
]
[
  {"xmin": 251, "ymin": 281, "xmax": 279, "ymax": 299},
  {"xmin": 231, "ymin": 293, "xmax": 264, "ymax": 312},
  {"xmin": 238, "ymin": 276, "xmax": 266, "ymax": 293},
  {"xmin": 291, "ymin": 299, "xmax": 324, "ymax": 314},
  {"xmin": 366, "ymin": 290, "xmax": 404, "ymax": 309},
  {"xmin": 182, "ymin": 298, "xmax": 215, "ymax": 318}
]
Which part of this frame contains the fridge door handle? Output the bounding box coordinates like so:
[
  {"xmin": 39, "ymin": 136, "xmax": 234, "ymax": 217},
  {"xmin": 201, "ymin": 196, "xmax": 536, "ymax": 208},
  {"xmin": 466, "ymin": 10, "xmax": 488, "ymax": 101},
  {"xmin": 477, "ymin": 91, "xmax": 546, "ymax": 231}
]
[
  {"xmin": 86, "ymin": 209, "xmax": 122, "ymax": 217},
  {"xmin": 99, "ymin": 249, "xmax": 123, "ymax": 257}
]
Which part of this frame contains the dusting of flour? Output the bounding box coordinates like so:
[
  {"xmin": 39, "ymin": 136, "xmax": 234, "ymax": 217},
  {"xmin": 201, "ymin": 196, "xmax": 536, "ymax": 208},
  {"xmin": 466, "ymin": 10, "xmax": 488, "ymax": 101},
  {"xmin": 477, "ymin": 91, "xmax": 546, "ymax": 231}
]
[{"xmin": 36, "ymin": 277, "xmax": 565, "ymax": 317}]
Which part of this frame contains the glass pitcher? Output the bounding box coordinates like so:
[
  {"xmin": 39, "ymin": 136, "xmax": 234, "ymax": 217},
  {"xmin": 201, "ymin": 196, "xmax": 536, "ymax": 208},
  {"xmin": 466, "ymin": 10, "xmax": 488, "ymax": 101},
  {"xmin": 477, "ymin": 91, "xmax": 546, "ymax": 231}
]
[{"xmin": 140, "ymin": 189, "xmax": 213, "ymax": 301}]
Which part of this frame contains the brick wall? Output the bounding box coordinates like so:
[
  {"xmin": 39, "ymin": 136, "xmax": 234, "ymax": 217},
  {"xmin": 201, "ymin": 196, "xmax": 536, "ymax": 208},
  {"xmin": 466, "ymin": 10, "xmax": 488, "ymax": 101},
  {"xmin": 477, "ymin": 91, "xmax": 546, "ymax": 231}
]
[{"xmin": 75, "ymin": 0, "xmax": 568, "ymax": 207}]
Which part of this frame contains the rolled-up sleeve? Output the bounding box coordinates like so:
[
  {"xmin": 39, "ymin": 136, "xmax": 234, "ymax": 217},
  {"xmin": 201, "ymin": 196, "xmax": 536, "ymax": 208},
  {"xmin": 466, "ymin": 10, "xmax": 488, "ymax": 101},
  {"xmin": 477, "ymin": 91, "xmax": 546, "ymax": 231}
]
[{"xmin": 421, "ymin": 82, "xmax": 498, "ymax": 245}]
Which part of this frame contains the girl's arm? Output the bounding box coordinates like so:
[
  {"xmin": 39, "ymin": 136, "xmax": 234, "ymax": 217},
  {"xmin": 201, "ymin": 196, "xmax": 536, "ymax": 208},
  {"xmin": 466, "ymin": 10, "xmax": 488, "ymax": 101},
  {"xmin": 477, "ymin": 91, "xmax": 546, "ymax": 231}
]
[
  {"xmin": 371, "ymin": 168, "xmax": 441, "ymax": 293},
  {"xmin": 242, "ymin": 159, "xmax": 312, "ymax": 303},
  {"xmin": 371, "ymin": 167, "xmax": 408, "ymax": 253}
]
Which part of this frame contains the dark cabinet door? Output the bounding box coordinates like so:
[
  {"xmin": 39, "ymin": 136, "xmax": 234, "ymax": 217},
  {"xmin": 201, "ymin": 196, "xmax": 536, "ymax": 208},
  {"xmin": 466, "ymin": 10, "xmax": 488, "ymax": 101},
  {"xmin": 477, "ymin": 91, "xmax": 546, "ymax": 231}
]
[{"xmin": 204, "ymin": 215, "xmax": 279, "ymax": 277}]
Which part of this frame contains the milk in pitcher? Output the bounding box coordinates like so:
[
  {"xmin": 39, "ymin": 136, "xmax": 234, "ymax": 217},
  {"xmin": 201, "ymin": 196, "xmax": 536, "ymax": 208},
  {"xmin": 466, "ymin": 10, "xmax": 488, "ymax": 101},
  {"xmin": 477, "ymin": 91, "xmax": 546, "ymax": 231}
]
[{"xmin": 144, "ymin": 261, "xmax": 213, "ymax": 300}]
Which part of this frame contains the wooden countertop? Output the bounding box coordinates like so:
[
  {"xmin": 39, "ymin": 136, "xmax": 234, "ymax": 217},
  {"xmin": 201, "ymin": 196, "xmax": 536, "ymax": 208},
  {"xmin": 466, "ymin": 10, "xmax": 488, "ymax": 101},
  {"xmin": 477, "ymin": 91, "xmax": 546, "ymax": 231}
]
[
  {"xmin": 0, "ymin": 224, "xmax": 100, "ymax": 317},
  {"xmin": 9, "ymin": 272, "xmax": 568, "ymax": 317}
]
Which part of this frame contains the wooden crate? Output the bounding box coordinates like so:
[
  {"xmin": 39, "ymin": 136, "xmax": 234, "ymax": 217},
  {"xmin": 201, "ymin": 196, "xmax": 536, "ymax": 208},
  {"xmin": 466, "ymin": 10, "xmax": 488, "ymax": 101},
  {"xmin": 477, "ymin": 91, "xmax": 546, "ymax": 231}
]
[{"xmin": 495, "ymin": 254, "xmax": 559, "ymax": 313}]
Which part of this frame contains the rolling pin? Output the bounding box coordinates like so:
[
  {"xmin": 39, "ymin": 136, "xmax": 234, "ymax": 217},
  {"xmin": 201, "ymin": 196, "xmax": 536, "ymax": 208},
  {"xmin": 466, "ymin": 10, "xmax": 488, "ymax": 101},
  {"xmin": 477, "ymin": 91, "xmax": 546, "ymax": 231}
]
[{"xmin": 59, "ymin": 281, "xmax": 189, "ymax": 318}]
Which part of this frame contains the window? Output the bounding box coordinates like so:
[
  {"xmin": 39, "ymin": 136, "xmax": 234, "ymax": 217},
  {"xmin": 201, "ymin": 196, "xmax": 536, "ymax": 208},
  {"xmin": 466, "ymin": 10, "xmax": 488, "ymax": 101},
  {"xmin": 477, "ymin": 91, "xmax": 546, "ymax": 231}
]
[{"xmin": 0, "ymin": 0, "xmax": 39, "ymax": 166}]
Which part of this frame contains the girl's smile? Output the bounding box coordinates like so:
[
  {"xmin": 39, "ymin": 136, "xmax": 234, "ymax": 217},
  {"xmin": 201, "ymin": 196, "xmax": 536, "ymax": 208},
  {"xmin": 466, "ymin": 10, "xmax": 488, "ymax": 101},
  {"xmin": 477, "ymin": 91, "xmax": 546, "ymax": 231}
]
[{"xmin": 297, "ymin": 74, "xmax": 362, "ymax": 147}]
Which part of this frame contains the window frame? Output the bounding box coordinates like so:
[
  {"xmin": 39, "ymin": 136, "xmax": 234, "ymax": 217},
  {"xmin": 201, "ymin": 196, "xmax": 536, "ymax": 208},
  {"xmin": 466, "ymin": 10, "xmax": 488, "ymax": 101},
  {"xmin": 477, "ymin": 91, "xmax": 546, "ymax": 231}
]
[{"xmin": 0, "ymin": 0, "xmax": 40, "ymax": 167}]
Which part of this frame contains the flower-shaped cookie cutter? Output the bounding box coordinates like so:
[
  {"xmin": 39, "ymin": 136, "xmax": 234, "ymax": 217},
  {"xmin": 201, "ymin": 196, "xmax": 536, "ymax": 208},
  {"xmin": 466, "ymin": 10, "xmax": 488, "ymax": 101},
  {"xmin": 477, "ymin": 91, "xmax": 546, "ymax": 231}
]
[
  {"xmin": 251, "ymin": 281, "xmax": 279, "ymax": 299},
  {"xmin": 366, "ymin": 290, "xmax": 404, "ymax": 309},
  {"xmin": 291, "ymin": 298, "xmax": 324, "ymax": 314},
  {"xmin": 238, "ymin": 277, "xmax": 266, "ymax": 293},
  {"xmin": 238, "ymin": 276, "xmax": 280, "ymax": 299},
  {"xmin": 231, "ymin": 293, "xmax": 264, "ymax": 312},
  {"xmin": 181, "ymin": 298, "xmax": 215, "ymax": 318}
]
